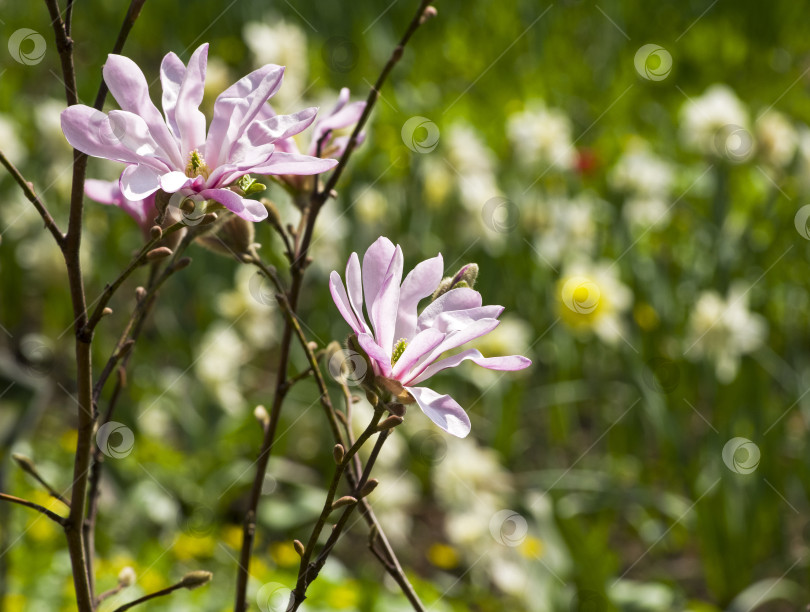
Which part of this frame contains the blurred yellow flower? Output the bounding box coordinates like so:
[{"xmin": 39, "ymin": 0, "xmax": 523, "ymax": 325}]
[
  {"xmin": 557, "ymin": 261, "xmax": 632, "ymax": 345},
  {"xmin": 518, "ymin": 535, "xmax": 544, "ymax": 559},
  {"xmin": 173, "ymin": 532, "xmax": 216, "ymax": 560},
  {"xmin": 270, "ymin": 541, "xmax": 300, "ymax": 568},
  {"xmin": 427, "ymin": 543, "xmax": 460, "ymax": 569},
  {"xmin": 328, "ymin": 582, "xmax": 361, "ymax": 609}
]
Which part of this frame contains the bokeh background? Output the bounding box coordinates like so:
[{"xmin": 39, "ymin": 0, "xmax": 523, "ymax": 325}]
[{"xmin": 1, "ymin": 0, "xmax": 810, "ymax": 610}]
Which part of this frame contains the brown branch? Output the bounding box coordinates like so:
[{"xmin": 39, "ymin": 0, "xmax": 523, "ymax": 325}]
[
  {"xmin": 110, "ymin": 572, "xmax": 211, "ymax": 612},
  {"xmin": 0, "ymin": 492, "xmax": 67, "ymax": 526},
  {"xmin": 11, "ymin": 454, "xmax": 70, "ymax": 507},
  {"xmin": 0, "ymin": 151, "xmax": 64, "ymax": 246},
  {"xmin": 92, "ymin": 0, "xmax": 149, "ymax": 111},
  {"xmin": 40, "ymin": 0, "xmax": 148, "ymax": 607},
  {"xmin": 233, "ymin": 4, "xmax": 435, "ymax": 608}
]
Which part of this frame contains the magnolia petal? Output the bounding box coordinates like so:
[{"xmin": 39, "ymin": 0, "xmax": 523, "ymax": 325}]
[
  {"xmin": 409, "ymin": 348, "xmax": 532, "ymax": 386},
  {"xmin": 119, "ymin": 164, "xmax": 161, "ymax": 201},
  {"xmin": 405, "ymin": 386, "xmax": 471, "ymax": 438},
  {"xmin": 61, "ymin": 106, "xmax": 165, "ymax": 169},
  {"xmin": 393, "ymin": 254, "xmax": 444, "ymax": 341},
  {"xmin": 356, "ymin": 332, "xmax": 391, "ymax": 378},
  {"xmin": 160, "ymin": 51, "xmax": 186, "ymax": 139},
  {"xmin": 250, "ymin": 151, "xmax": 338, "ymax": 176},
  {"xmin": 160, "ymin": 171, "xmax": 191, "ymax": 193},
  {"xmin": 407, "ymin": 318, "xmax": 501, "ymax": 383},
  {"xmin": 310, "ymin": 100, "xmax": 366, "ymax": 155},
  {"xmin": 370, "ymin": 246, "xmax": 404, "ymax": 356},
  {"xmin": 391, "ymin": 328, "xmax": 445, "ymax": 380},
  {"xmin": 345, "ymin": 252, "xmax": 369, "ymax": 334},
  {"xmin": 175, "ymin": 43, "xmax": 208, "ymax": 156},
  {"xmin": 245, "ymin": 107, "xmax": 318, "ymax": 147},
  {"xmin": 198, "ymin": 188, "xmax": 267, "ymax": 222},
  {"xmin": 206, "ymin": 64, "xmax": 285, "ymax": 166},
  {"xmin": 84, "ymin": 179, "xmax": 124, "ymax": 206},
  {"xmin": 416, "ymin": 287, "xmax": 483, "ymax": 332},
  {"xmin": 205, "ymin": 142, "xmax": 276, "ymax": 187},
  {"xmin": 362, "ymin": 237, "xmax": 397, "ymax": 333},
  {"xmin": 329, "ymin": 271, "xmax": 366, "ymax": 335},
  {"xmin": 429, "ymin": 305, "xmax": 505, "ymax": 334},
  {"xmin": 103, "ymin": 53, "xmax": 183, "ymax": 167}
]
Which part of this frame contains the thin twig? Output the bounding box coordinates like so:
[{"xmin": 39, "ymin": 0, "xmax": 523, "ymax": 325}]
[
  {"xmin": 110, "ymin": 573, "xmax": 211, "ymax": 612},
  {"xmin": 233, "ymin": 4, "xmax": 435, "ymax": 608},
  {"xmin": 0, "ymin": 492, "xmax": 67, "ymax": 526},
  {"xmin": 0, "ymin": 151, "xmax": 64, "ymax": 246},
  {"xmin": 11, "ymin": 454, "xmax": 70, "ymax": 507},
  {"xmin": 83, "ymin": 222, "xmax": 183, "ymax": 334}
]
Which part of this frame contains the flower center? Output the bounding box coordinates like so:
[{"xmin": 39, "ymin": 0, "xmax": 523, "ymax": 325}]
[
  {"xmin": 185, "ymin": 150, "xmax": 210, "ymax": 179},
  {"xmin": 391, "ymin": 338, "xmax": 408, "ymax": 366}
]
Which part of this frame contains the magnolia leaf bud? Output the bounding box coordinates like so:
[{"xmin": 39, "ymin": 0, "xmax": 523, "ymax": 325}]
[
  {"xmin": 358, "ymin": 478, "xmax": 379, "ymax": 498},
  {"xmin": 387, "ymin": 403, "xmax": 406, "ymax": 417},
  {"xmin": 431, "ymin": 263, "xmax": 479, "ymax": 301},
  {"xmin": 333, "ymin": 444, "xmax": 345, "ymax": 464},
  {"xmin": 331, "ymin": 496, "xmax": 357, "ymax": 511},
  {"xmin": 293, "ymin": 539, "xmax": 305, "ymax": 557},
  {"xmin": 180, "ymin": 570, "xmax": 213, "ymax": 590},
  {"xmin": 196, "ymin": 213, "xmax": 256, "ymax": 258},
  {"xmin": 377, "ymin": 415, "xmax": 403, "ymax": 431},
  {"xmin": 145, "ymin": 246, "xmax": 172, "ymax": 261},
  {"xmin": 149, "ymin": 225, "xmax": 162, "ymax": 240}
]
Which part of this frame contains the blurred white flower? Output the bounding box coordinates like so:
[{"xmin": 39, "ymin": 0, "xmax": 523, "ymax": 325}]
[
  {"xmin": 557, "ymin": 260, "xmax": 633, "ymax": 346},
  {"xmin": 0, "ymin": 113, "xmax": 26, "ymax": 164},
  {"xmin": 610, "ymin": 142, "xmax": 674, "ymax": 198},
  {"xmin": 531, "ymin": 193, "xmax": 605, "ymax": 266},
  {"xmin": 755, "ymin": 110, "xmax": 798, "ymax": 168},
  {"xmin": 446, "ymin": 122, "xmax": 501, "ymax": 211},
  {"xmin": 354, "ymin": 184, "xmax": 390, "ymax": 225},
  {"xmin": 685, "ymin": 284, "xmax": 767, "ymax": 383},
  {"xmin": 622, "ymin": 196, "xmax": 671, "ymax": 231},
  {"xmin": 507, "ymin": 101, "xmax": 575, "ymax": 171},
  {"xmin": 195, "ymin": 323, "xmax": 249, "ymax": 413},
  {"xmin": 243, "ymin": 19, "xmax": 308, "ymax": 108},
  {"xmin": 216, "ymin": 265, "xmax": 279, "ymax": 349},
  {"xmin": 680, "ymin": 84, "xmax": 751, "ymax": 158}
]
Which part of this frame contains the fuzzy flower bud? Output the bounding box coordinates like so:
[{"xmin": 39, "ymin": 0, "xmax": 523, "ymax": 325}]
[{"xmin": 118, "ymin": 566, "xmax": 136, "ymax": 587}]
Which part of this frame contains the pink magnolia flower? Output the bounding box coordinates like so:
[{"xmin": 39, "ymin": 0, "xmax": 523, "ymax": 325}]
[
  {"xmin": 266, "ymin": 87, "xmax": 365, "ymax": 193},
  {"xmin": 61, "ymin": 44, "xmax": 337, "ymax": 222},
  {"xmin": 330, "ymin": 237, "xmax": 531, "ymax": 438},
  {"xmin": 85, "ymin": 179, "xmax": 154, "ymax": 236}
]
